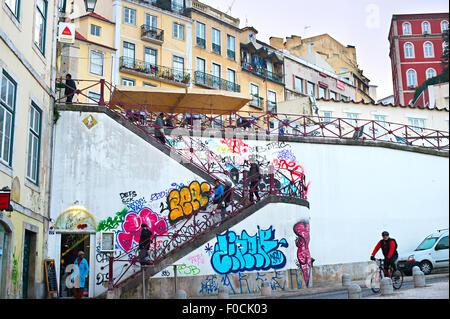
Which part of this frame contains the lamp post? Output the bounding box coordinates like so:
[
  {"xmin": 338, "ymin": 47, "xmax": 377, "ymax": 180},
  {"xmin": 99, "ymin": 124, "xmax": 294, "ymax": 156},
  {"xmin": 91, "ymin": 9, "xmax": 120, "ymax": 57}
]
[{"xmin": 84, "ymin": 0, "xmax": 97, "ymax": 13}]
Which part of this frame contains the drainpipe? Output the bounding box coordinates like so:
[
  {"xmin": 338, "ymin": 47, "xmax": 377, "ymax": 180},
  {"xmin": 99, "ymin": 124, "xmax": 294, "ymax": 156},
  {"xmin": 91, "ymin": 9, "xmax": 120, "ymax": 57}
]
[{"xmin": 112, "ymin": 0, "xmax": 122, "ymax": 87}]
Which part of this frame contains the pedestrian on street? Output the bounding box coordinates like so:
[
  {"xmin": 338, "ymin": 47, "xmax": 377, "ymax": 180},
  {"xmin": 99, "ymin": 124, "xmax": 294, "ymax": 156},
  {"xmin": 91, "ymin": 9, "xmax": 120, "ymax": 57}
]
[
  {"xmin": 155, "ymin": 113, "xmax": 166, "ymax": 144},
  {"xmin": 65, "ymin": 74, "xmax": 77, "ymax": 104},
  {"xmin": 248, "ymin": 160, "xmax": 261, "ymax": 202},
  {"xmin": 71, "ymin": 251, "xmax": 89, "ymax": 299},
  {"xmin": 138, "ymin": 224, "xmax": 153, "ymax": 267},
  {"xmin": 165, "ymin": 115, "xmax": 174, "ymax": 129}
]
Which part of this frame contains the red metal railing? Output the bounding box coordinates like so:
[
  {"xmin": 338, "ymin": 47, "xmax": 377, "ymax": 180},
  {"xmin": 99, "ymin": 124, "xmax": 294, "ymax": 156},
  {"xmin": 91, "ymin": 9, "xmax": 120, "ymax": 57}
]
[{"xmin": 55, "ymin": 79, "xmax": 449, "ymax": 152}]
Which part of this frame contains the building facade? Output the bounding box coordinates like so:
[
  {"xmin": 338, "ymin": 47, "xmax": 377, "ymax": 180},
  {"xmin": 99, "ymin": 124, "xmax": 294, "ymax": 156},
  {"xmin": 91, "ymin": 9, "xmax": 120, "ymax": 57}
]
[
  {"xmin": 388, "ymin": 13, "xmax": 449, "ymax": 106},
  {"xmin": 0, "ymin": 0, "xmax": 57, "ymax": 298}
]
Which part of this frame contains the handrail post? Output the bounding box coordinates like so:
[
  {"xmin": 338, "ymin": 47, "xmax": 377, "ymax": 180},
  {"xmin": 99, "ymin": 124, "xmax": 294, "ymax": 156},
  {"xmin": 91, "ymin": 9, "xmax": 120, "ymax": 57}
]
[
  {"xmin": 99, "ymin": 79, "xmax": 106, "ymax": 106},
  {"xmin": 108, "ymin": 256, "xmax": 114, "ymax": 291},
  {"xmin": 243, "ymin": 170, "xmax": 247, "ymax": 198}
]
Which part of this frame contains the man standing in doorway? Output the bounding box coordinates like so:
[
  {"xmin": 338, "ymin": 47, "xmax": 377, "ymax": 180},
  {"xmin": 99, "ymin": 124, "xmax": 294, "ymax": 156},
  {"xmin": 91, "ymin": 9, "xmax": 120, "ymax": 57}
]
[{"xmin": 72, "ymin": 251, "xmax": 89, "ymax": 299}]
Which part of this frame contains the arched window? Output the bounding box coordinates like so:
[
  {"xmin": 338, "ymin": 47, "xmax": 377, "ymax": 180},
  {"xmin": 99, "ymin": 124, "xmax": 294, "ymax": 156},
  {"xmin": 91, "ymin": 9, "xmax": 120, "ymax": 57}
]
[
  {"xmin": 404, "ymin": 42, "xmax": 414, "ymax": 58},
  {"xmin": 422, "ymin": 21, "xmax": 431, "ymax": 34},
  {"xmin": 402, "ymin": 22, "xmax": 411, "ymax": 35},
  {"xmin": 442, "ymin": 21, "xmax": 449, "ymax": 32},
  {"xmin": 423, "ymin": 41, "xmax": 434, "ymax": 57},
  {"xmin": 406, "ymin": 69, "xmax": 417, "ymax": 87},
  {"xmin": 426, "ymin": 68, "xmax": 436, "ymax": 79}
]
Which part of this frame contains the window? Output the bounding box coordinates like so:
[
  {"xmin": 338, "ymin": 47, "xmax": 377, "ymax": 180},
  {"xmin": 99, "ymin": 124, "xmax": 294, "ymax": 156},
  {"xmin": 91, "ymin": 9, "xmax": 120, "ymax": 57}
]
[
  {"xmin": 404, "ymin": 42, "xmax": 414, "ymax": 58},
  {"xmin": 374, "ymin": 115, "xmax": 387, "ymax": 128},
  {"xmin": 144, "ymin": 47, "xmax": 157, "ymax": 74},
  {"xmin": 227, "ymin": 35, "xmax": 235, "ymax": 60},
  {"xmin": 145, "ymin": 13, "xmax": 157, "ymax": 29},
  {"xmin": 403, "ymin": 22, "xmax": 411, "ymax": 35},
  {"xmin": 435, "ymin": 236, "xmax": 449, "ymax": 250},
  {"xmin": 90, "ymin": 24, "xmax": 101, "ymax": 36},
  {"xmin": 268, "ymin": 91, "xmax": 277, "ymax": 113},
  {"xmin": 226, "ymin": 69, "xmax": 236, "ymax": 91},
  {"xmin": 196, "ymin": 57, "xmax": 206, "ymax": 84},
  {"xmin": 143, "ymin": 82, "xmax": 157, "ymax": 87},
  {"xmin": 26, "ymin": 103, "xmax": 41, "ymax": 184},
  {"xmin": 408, "ymin": 118, "xmax": 425, "ymax": 129},
  {"xmin": 90, "ymin": 50, "xmax": 104, "ymax": 76},
  {"xmin": 196, "ymin": 22, "xmax": 205, "ymax": 48},
  {"xmin": 173, "ymin": 22, "xmax": 184, "ymax": 40},
  {"xmin": 323, "ymin": 111, "xmax": 332, "ymax": 123},
  {"xmin": 212, "ymin": 63, "xmax": 221, "ymax": 89},
  {"xmin": 212, "ymin": 28, "xmax": 221, "ymax": 55},
  {"xmin": 173, "ymin": 55, "xmax": 184, "ymax": 81},
  {"xmin": 5, "ymin": 0, "xmax": 19, "ymax": 19},
  {"xmin": 426, "ymin": 68, "xmax": 436, "ymax": 79},
  {"xmin": 0, "ymin": 72, "xmax": 16, "ymax": 166},
  {"xmin": 406, "ymin": 69, "xmax": 417, "ymax": 87},
  {"xmin": 423, "ymin": 42, "xmax": 434, "ymax": 57},
  {"xmin": 124, "ymin": 7, "xmax": 136, "ymax": 25},
  {"xmin": 307, "ymin": 82, "xmax": 315, "ymax": 97},
  {"xmin": 122, "ymin": 41, "xmax": 135, "ymax": 68},
  {"xmin": 318, "ymin": 86, "xmax": 327, "ymax": 99},
  {"xmin": 88, "ymin": 91, "xmax": 101, "ymax": 102},
  {"xmin": 329, "ymin": 91, "xmax": 337, "ymax": 100},
  {"xmin": 294, "ymin": 77, "xmax": 304, "ymax": 93},
  {"xmin": 121, "ymin": 78, "xmax": 135, "ymax": 86},
  {"xmin": 34, "ymin": 0, "xmax": 47, "ymax": 54},
  {"xmin": 442, "ymin": 21, "xmax": 449, "ymax": 32},
  {"xmin": 422, "ymin": 21, "xmax": 431, "ymax": 34},
  {"xmin": 171, "ymin": 0, "xmax": 184, "ymax": 13},
  {"xmin": 250, "ymin": 83, "xmax": 261, "ymax": 108},
  {"xmin": 346, "ymin": 113, "xmax": 359, "ymax": 126}
]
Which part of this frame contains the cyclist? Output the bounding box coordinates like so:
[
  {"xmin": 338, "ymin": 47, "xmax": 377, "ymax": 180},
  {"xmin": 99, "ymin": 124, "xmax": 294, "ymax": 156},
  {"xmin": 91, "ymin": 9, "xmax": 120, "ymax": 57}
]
[{"xmin": 370, "ymin": 231, "xmax": 399, "ymax": 276}]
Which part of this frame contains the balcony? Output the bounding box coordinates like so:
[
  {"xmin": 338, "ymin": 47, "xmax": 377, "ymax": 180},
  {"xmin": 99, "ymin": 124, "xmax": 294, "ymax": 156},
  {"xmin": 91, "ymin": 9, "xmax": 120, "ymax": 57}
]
[
  {"xmin": 119, "ymin": 56, "xmax": 190, "ymax": 87},
  {"xmin": 141, "ymin": 25, "xmax": 164, "ymax": 45},
  {"xmin": 138, "ymin": 0, "xmax": 189, "ymax": 17},
  {"xmin": 194, "ymin": 71, "xmax": 240, "ymax": 93},
  {"xmin": 249, "ymin": 94, "xmax": 264, "ymax": 109},
  {"xmin": 241, "ymin": 62, "xmax": 284, "ymax": 85},
  {"xmin": 212, "ymin": 43, "xmax": 221, "ymax": 55},
  {"xmin": 196, "ymin": 37, "xmax": 206, "ymax": 49}
]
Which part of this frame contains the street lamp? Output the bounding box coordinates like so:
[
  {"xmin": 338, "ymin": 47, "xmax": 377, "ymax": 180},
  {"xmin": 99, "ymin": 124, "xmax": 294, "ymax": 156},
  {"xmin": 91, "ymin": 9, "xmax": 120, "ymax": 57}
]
[{"xmin": 84, "ymin": 0, "xmax": 97, "ymax": 13}]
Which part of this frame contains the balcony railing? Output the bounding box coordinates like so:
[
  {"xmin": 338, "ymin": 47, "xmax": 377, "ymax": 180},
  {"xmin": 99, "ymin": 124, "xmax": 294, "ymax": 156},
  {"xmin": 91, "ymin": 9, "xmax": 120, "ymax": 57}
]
[
  {"xmin": 242, "ymin": 62, "xmax": 284, "ymax": 85},
  {"xmin": 119, "ymin": 56, "xmax": 190, "ymax": 86},
  {"xmin": 212, "ymin": 43, "xmax": 221, "ymax": 55},
  {"xmin": 249, "ymin": 94, "xmax": 264, "ymax": 109},
  {"xmin": 196, "ymin": 37, "xmax": 205, "ymax": 48},
  {"xmin": 140, "ymin": 25, "xmax": 164, "ymax": 44},
  {"xmin": 194, "ymin": 71, "xmax": 240, "ymax": 93},
  {"xmin": 143, "ymin": 0, "xmax": 189, "ymax": 17}
]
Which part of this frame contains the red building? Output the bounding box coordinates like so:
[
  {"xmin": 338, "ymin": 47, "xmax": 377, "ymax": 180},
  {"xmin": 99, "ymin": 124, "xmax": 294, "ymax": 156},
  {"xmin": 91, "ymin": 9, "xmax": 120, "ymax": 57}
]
[{"xmin": 388, "ymin": 13, "xmax": 449, "ymax": 106}]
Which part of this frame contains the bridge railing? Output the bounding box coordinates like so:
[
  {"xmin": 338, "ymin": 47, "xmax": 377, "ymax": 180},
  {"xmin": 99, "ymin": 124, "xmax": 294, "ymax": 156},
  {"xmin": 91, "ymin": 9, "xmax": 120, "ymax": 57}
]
[{"xmin": 55, "ymin": 78, "xmax": 449, "ymax": 152}]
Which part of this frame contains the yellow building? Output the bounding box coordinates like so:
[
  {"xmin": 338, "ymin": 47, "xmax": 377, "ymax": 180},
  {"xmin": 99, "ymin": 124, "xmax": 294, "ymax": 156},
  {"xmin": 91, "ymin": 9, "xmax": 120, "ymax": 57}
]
[
  {"xmin": 269, "ymin": 33, "xmax": 374, "ymax": 103},
  {"xmin": 116, "ymin": 0, "xmax": 192, "ymax": 89},
  {"xmin": 0, "ymin": 0, "xmax": 56, "ymax": 298}
]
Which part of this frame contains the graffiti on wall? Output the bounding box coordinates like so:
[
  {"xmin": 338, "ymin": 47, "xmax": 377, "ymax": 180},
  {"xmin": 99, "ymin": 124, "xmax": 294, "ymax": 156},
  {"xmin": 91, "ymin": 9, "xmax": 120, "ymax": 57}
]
[
  {"xmin": 167, "ymin": 181, "xmax": 211, "ymax": 224},
  {"xmin": 294, "ymin": 221, "xmax": 311, "ymax": 287},
  {"xmin": 211, "ymin": 226, "xmax": 288, "ymax": 275}
]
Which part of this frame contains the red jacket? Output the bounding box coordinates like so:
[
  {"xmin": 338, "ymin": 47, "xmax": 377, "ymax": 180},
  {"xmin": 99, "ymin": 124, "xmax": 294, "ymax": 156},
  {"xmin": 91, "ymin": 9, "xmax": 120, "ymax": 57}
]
[{"xmin": 372, "ymin": 238, "xmax": 397, "ymax": 258}]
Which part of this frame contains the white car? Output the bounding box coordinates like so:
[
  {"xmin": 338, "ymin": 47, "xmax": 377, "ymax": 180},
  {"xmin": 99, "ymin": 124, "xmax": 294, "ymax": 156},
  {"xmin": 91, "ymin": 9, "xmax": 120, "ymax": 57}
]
[{"xmin": 398, "ymin": 229, "xmax": 449, "ymax": 275}]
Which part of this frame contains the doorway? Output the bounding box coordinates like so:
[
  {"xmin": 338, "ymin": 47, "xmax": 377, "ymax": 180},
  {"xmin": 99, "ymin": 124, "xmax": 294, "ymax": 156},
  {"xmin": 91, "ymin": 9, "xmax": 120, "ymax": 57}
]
[
  {"xmin": 59, "ymin": 233, "xmax": 91, "ymax": 298},
  {"xmin": 22, "ymin": 230, "xmax": 37, "ymax": 298},
  {"xmin": 0, "ymin": 223, "xmax": 10, "ymax": 298}
]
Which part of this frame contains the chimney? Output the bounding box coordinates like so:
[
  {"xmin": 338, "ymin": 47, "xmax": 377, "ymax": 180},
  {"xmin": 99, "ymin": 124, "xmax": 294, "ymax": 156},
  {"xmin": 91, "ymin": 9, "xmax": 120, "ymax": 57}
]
[
  {"xmin": 285, "ymin": 35, "xmax": 302, "ymax": 50},
  {"xmin": 269, "ymin": 37, "xmax": 284, "ymax": 50}
]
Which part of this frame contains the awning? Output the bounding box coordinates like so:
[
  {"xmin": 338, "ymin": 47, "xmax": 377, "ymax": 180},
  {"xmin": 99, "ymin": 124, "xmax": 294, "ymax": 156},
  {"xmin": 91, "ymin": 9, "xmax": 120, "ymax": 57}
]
[{"xmin": 110, "ymin": 86, "xmax": 253, "ymax": 114}]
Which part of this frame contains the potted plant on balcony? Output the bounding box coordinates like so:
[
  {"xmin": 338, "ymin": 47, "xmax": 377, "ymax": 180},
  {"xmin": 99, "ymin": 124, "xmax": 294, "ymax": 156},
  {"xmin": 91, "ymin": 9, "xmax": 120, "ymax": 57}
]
[{"xmin": 182, "ymin": 73, "xmax": 190, "ymax": 84}]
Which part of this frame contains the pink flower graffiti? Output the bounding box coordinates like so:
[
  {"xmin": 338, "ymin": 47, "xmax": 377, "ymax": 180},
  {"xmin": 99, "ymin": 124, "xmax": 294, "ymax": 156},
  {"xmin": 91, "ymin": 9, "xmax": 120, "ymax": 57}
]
[
  {"xmin": 117, "ymin": 208, "xmax": 168, "ymax": 252},
  {"xmin": 293, "ymin": 221, "xmax": 311, "ymax": 287}
]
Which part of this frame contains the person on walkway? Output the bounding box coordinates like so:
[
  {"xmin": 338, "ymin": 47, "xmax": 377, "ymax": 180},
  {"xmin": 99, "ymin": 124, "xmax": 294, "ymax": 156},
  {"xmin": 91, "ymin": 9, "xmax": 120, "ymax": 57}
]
[
  {"xmin": 72, "ymin": 251, "xmax": 89, "ymax": 299},
  {"xmin": 165, "ymin": 115, "xmax": 174, "ymax": 129},
  {"xmin": 371, "ymin": 231, "xmax": 399, "ymax": 276},
  {"xmin": 248, "ymin": 160, "xmax": 261, "ymax": 202},
  {"xmin": 155, "ymin": 113, "xmax": 166, "ymax": 144},
  {"xmin": 65, "ymin": 74, "xmax": 77, "ymax": 104},
  {"xmin": 138, "ymin": 224, "xmax": 153, "ymax": 267}
]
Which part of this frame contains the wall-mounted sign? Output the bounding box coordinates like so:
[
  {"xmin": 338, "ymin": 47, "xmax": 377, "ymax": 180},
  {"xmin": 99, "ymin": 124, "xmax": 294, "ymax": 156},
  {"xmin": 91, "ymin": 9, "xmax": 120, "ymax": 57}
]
[
  {"xmin": 0, "ymin": 193, "xmax": 10, "ymax": 210},
  {"xmin": 337, "ymin": 80, "xmax": 345, "ymax": 90},
  {"xmin": 58, "ymin": 22, "xmax": 75, "ymax": 44}
]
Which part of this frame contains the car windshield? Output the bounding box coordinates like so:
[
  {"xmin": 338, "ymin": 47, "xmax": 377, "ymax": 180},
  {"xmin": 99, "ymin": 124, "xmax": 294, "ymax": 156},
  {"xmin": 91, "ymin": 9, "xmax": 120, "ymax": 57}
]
[{"xmin": 415, "ymin": 237, "xmax": 438, "ymax": 251}]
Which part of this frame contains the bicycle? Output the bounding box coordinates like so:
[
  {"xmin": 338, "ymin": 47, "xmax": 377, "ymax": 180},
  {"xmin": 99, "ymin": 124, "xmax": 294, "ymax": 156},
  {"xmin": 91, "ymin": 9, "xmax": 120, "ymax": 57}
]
[{"xmin": 370, "ymin": 258, "xmax": 404, "ymax": 293}]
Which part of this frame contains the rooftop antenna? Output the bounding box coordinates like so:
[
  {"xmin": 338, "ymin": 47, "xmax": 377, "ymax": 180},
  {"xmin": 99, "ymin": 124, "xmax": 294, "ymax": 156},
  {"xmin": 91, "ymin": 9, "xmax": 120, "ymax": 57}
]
[
  {"xmin": 227, "ymin": 0, "xmax": 235, "ymax": 15},
  {"xmin": 304, "ymin": 25, "xmax": 311, "ymax": 37}
]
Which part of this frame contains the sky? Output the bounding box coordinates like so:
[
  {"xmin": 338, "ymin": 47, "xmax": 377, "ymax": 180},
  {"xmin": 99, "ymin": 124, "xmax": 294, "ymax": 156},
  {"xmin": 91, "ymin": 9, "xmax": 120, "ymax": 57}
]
[{"xmin": 199, "ymin": 0, "xmax": 449, "ymax": 100}]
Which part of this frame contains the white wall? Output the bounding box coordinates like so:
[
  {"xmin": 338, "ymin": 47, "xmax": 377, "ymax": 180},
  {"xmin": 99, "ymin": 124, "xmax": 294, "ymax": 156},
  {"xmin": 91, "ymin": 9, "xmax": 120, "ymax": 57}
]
[{"xmin": 49, "ymin": 109, "xmax": 449, "ymax": 297}]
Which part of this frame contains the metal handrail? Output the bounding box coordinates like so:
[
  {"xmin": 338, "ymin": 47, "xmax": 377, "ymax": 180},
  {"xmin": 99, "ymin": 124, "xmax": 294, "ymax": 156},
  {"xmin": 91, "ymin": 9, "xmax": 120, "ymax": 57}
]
[
  {"xmin": 140, "ymin": 24, "xmax": 164, "ymax": 42},
  {"xmin": 194, "ymin": 71, "xmax": 240, "ymax": 92}
]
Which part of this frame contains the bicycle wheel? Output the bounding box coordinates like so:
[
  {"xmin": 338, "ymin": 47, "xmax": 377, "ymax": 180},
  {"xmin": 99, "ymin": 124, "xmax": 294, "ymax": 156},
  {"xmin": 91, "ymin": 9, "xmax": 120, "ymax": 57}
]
[
  {"xmin": 370, "ymin": 270, "xmax": 382, "ymax": 293},
  {"xmin": 391, "ymin": 269, "xmax": 404, "ymax": 290}
]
